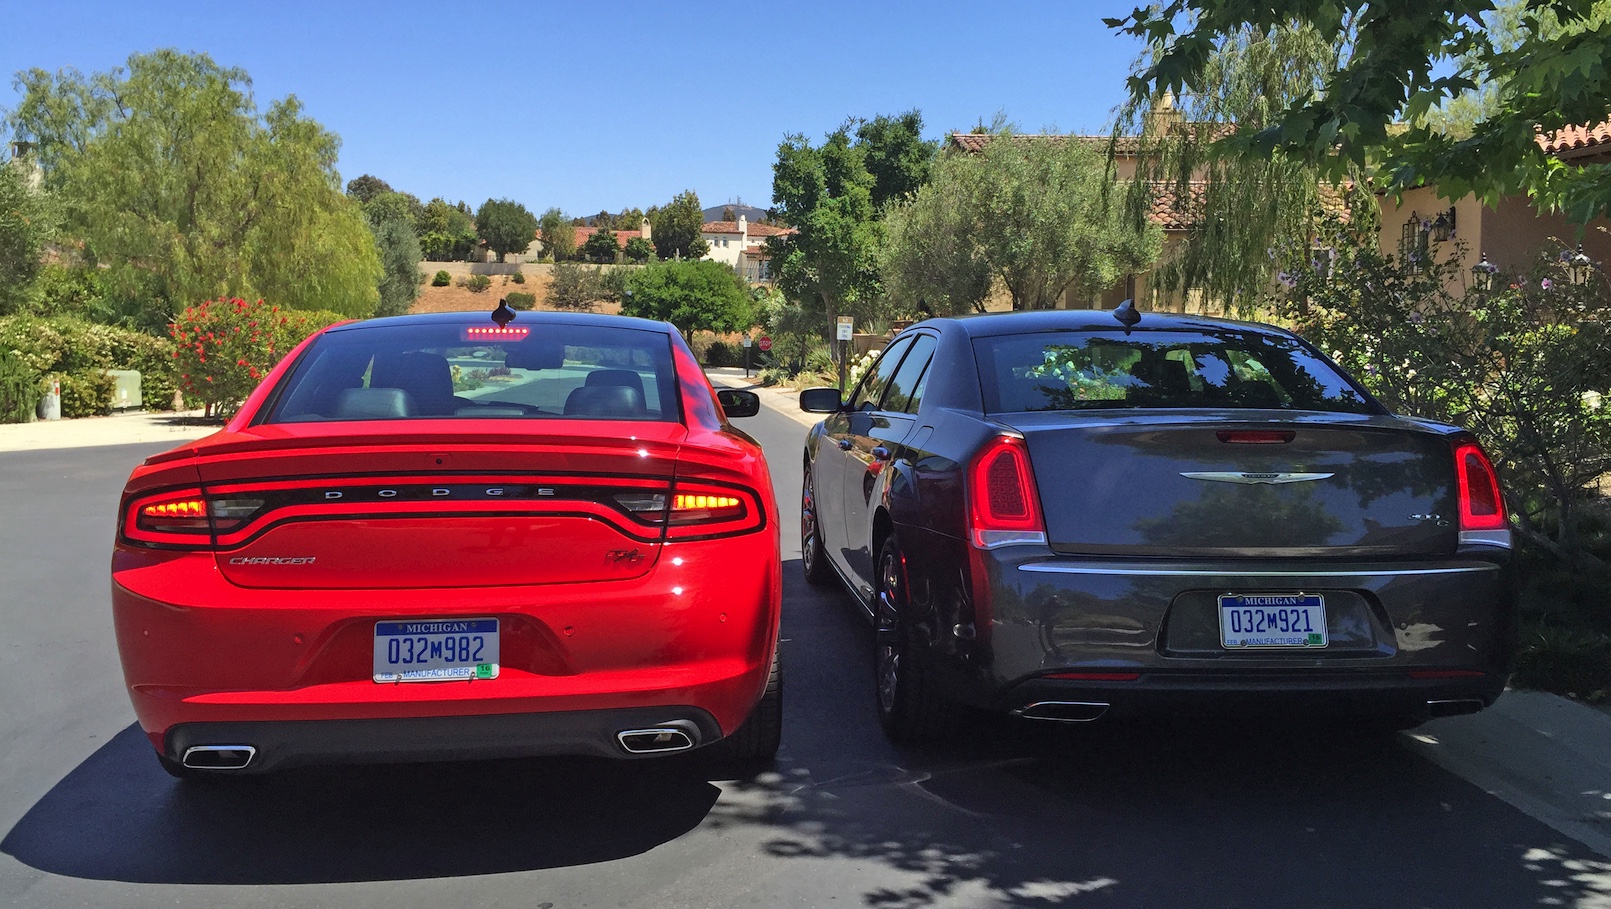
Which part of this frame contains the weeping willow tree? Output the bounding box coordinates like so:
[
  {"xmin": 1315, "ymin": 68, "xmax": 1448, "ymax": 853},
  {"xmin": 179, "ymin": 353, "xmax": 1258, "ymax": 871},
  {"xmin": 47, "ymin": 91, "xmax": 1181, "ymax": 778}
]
[{"xmin": 1113, "ymin": 22, "xmax": 1368, "ymax": 316}]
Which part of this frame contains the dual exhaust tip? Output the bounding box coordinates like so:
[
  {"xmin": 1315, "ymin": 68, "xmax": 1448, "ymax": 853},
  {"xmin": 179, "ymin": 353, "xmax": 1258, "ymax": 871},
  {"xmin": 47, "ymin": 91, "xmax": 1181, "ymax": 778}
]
[{"xmin": 176, "ymin": 722, "xmax": 706, "ymax": 770}]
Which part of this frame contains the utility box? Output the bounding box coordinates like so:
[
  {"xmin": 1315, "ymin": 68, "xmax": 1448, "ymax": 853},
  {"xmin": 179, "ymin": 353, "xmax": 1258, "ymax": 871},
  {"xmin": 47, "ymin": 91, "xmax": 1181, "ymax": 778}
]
[
  {"xmin": 104, "ymin": 369, "xmax": 143, "ymax": 411},
  {"xmin": 36, "ymin": 378, "xmax": 60, "ymax": 421}
]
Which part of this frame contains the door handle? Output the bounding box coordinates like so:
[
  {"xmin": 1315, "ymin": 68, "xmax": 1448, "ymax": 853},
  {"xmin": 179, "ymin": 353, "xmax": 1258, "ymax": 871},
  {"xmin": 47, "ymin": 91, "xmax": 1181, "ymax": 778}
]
[
  {"xmin": 837, "ymin": 439, "xmax": 853, "ymax": 450},
  {"xmin": 871, "ymin": 446, "xmax": 891, "ymax": 462}
]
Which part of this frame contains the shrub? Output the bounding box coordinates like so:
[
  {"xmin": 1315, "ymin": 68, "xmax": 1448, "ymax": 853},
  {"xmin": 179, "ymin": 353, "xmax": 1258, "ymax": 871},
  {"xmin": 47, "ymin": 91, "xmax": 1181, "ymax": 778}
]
[
  {"xmin": 1282, "ymin": 229, "xmax": 1611, "ymax": 562},
  {"xmin": 457, "ymin": 274, "xmax": 493, "ymax": 293},
  {"xmin": 703, "ymin": 339, "xmax": 738, "ymax": 367},
  {"xmin": 58, "ymin": 369, "xmax": 115, "ymax": 417},
  {"xmin": 505, "ymin": 292, "xmax": 536, "ymax": 310},
  {"xmin": 0, "ymin": 315, "xmax": 179, "ymax": 410},
  {"xmin": 624, "ymin": 236, "xmax": 655, "ymax": 263},
  {"xmin": 511, "ymin": 270, "xmax": 526, "ymax": 284},
  {"xmin": 432, "ymin": 270, "xmax": 451, "ymax": 287},
  {"xmin": 0, "ymin": 350, "xmax": 40, "ymax": 423},
  {"xmin": 171, "ymin": 299, "xmax": 345, "ymax": 418}
]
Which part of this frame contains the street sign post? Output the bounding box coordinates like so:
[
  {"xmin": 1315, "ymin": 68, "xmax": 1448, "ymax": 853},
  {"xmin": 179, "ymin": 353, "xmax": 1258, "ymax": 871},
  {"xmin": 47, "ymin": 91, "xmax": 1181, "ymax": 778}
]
[
  {"xmin": 741, "ymin": 336, "xmax": 753, "ymax": 377},
  {"xmin": 835, "ymin": 317, "xmax": 854, "ymax": 393}
]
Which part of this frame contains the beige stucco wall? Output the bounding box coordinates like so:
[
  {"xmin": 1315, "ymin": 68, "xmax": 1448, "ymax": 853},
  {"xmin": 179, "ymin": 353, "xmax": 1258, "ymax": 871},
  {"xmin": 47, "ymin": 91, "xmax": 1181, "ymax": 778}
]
[{"xmin": 1377, "ymin": 185, "xmax": 1611, "ymax": 288}]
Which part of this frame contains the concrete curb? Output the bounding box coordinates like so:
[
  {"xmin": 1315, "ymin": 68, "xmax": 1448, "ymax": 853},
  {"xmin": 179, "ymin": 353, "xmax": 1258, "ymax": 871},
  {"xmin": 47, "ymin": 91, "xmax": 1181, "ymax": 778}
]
[{"xmin": 0, "ymin": 410, "xmax": 216, "ymax": 453}]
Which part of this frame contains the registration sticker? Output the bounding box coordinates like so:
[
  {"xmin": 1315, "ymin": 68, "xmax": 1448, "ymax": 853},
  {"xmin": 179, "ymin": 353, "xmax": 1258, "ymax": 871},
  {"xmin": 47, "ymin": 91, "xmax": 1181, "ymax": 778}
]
[
  {"xmin": 1218, "ymin": 594, "xmax": 1327, "ymax": 649},
  {"xmin": 373, "ymin": 618, "xmax": 500, "ymax": 682}
]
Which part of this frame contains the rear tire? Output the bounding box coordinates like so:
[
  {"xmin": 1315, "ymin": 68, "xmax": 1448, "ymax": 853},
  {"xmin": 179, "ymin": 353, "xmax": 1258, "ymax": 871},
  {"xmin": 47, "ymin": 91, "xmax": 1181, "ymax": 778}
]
[
  {"xmin": 713, "ymin": 645, "xmax": 782, "ymax": 762},
  {"xmin": 873, "ymin": 537, "xmax": 959, "ymax": 745},
  {"xmin": 801, "ymin": 463, "xmax": 834, "ymax": 587}
]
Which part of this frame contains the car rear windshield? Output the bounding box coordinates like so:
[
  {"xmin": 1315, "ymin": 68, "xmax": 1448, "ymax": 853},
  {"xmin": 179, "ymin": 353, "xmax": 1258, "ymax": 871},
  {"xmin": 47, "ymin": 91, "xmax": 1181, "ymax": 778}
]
[
  {"xmin": 262, "ymin": 322, "xmax": 680, "ymax": 423},
  {"xmin": 972, "ymin": 329, "xmax": 1378, "ymax": 415}
]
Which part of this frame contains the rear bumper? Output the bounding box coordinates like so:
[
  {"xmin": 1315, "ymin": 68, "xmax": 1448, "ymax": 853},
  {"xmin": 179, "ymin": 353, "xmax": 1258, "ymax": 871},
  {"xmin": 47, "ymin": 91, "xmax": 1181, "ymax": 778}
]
[
  {"xmin": 111, "ymin": 531, "xmax": 781, "ymax": 760},
  {"xmin": 901, "ymin": 530, "xmax": 1518, "ymax": 714},
  {"xmin": 998, "ymin": 670, "xmax": 1505, "ymax": 722},
  {"xmin": 165, "ymin": 706, "xmax": 725, "ymax": 773}
]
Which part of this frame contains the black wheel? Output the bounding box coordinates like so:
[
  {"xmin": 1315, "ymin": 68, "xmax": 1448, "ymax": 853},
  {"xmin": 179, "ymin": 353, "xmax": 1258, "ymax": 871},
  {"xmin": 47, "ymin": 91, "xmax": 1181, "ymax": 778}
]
[
  {"xmin": 873, "ymin": 537, "xmax": 958, "ymax": 744},
  {"xmin": 713, "ymin": 645, "xmax": 783, "ymax": 762},
  {"xmin": 800, "ymin": 463, "xmax": 834, "ymax": 587}
]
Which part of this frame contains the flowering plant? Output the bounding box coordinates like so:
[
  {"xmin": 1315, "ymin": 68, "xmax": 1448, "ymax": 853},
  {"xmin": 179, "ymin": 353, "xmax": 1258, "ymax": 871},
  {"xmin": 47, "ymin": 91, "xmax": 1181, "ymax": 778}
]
[{"xmin": 171, "ymin": 299, "xmax": 343, "ymax": 417}]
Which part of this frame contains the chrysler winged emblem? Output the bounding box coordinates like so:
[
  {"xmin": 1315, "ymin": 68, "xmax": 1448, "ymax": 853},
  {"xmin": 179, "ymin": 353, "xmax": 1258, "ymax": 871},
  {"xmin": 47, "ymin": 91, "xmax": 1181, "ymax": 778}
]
[{"xmin": 1179, "ymin": 471, "xmax": 1334, "ymax": 485}]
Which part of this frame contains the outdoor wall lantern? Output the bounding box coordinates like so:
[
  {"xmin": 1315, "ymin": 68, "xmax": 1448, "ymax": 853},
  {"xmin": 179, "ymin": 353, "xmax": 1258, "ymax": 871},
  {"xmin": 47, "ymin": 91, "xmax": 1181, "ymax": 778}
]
[
  {"xmin": 1567, "ymin": 243, "xmax": 1594, "ymax": 285},
  {"xmin": 1429, "ymin": 207, "xmax": 1456, "ymax": 242},
  {"xmin": 1472, "ymin": 252, "xmax": 1498, "ymax": 290}
]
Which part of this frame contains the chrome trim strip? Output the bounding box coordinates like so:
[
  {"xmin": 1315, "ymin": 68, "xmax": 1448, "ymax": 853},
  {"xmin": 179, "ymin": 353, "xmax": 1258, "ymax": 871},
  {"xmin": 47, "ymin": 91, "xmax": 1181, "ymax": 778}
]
[
  {"xmin": 1458, "ymin": 529, "xmax": 1513, "ymax": 549},
  {"xmin": 1180, "ymin": 471, "xmax": 1334, "ymax": 485},
  {"xmin": 1018, "ymin": 563, "xmax": 1498, "ymax": 578}
]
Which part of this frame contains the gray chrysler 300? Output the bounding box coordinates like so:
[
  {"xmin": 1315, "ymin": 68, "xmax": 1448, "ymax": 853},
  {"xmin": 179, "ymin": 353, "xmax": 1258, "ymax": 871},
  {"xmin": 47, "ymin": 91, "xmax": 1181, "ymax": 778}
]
[{"xmin": 799, "ymin": 308, "xmax": 1516, "ymax": 743}]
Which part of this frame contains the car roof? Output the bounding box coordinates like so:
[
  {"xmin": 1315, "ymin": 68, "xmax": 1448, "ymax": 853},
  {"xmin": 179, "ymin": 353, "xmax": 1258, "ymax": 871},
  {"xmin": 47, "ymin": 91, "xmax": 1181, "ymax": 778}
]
[
  {"xmin": 322, "ymin": 310, "xmax": 675, "ymax": 335},
  {"xmin": 909, "ymin": 309, "xmax": 1297, "ymax": 340}
]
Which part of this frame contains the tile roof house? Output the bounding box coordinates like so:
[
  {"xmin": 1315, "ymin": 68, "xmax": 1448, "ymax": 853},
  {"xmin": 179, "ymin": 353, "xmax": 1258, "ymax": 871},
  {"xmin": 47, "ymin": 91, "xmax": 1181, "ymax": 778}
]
[
  {"xmin": 701, "ymin": 215, "xmax": 794, "ymax": 280},
  {"xmin": 1378, "ymin": 118, "xmax": 1611, "ymax": 293}
]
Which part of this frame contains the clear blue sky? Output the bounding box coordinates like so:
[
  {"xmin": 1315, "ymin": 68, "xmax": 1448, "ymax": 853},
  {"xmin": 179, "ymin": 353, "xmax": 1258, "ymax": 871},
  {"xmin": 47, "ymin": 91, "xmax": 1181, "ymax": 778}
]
[{"xmin": 1, "ymin": 1, "xmax": 1147, "ymax": 217}]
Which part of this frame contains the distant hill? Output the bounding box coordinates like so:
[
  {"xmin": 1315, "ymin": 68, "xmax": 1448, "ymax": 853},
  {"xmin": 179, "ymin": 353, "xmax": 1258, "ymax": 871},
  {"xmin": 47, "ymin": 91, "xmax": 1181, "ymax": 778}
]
[{"xmin": 702, "ymin": 203, "xmax": 770, "ymax": 223}]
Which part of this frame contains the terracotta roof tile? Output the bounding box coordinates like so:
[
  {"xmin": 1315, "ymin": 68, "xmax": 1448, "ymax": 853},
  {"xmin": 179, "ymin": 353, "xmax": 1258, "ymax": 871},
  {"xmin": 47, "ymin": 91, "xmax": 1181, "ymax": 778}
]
[
  {"xmin": 1538, "ymin": 120, "xmax": 1611, "ymax": 158},
  {"xmin": 534, "ymin": 227, "xmax": 641, "ymax": 249},
  {"xmin": 701, "ymin": 220, "xmax": 794, "ymax": 237}
]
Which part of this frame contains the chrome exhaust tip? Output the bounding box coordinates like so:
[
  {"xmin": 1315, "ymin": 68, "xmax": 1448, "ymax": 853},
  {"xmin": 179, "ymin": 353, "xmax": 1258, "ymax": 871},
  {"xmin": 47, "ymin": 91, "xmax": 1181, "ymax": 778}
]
[
  {"xmin": 181, "ymin": 745, "xmax": 257, "ymax": 770},
  {"xmin": 1426, "ymin": 698, "xmax": 1484, "ymax": 718},
  {"xmin": 616, "ymin": 721, "xmax": 700, "ymax": 754},
  {"xmin": 1014, "ymin": 701, "xmax": 1110, "ymax": 723}
]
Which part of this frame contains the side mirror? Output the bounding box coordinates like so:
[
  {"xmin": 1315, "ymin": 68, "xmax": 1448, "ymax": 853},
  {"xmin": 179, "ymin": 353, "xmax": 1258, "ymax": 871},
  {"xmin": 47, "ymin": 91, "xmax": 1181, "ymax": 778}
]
[
  {"xmin": 799, "ymin": 387, "xmax": 843, "ymax": 414},
  {"xmin": 716, "ymin": 388, "xmax": 761, "ymax": 418}
]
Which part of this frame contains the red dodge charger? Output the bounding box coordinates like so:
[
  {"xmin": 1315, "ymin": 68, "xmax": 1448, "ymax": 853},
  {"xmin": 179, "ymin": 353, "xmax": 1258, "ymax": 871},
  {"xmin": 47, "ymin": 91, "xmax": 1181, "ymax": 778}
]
[{"xmin": 111, "ymin": 308, "xmax": 781, "ymax": 779}]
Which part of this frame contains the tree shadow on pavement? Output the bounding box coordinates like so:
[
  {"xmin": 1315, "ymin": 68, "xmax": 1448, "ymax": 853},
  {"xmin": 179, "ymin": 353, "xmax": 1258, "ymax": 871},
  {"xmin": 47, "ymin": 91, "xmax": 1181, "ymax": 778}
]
[{"xmin": 1, "ymin": 723, "xmax": 721, "ymax": 884}]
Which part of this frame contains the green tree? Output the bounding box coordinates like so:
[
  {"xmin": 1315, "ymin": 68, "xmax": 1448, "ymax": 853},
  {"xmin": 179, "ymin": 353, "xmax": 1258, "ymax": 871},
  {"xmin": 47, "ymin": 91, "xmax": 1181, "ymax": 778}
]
[
  {"xmin": 537, "ymin": 207, "xmax": 576, "ymax": 261},
  {"xmin": 768, "ymin": 125, "xmax": 885, "ymax": 327},
  {"xmin": 624, "ymin": 235, "xmax": 654, "ymax": 263},
  {"xmin": 580, "ymin": 226, "xmax": 621, "ymax": 263},
  {"xmin": 361, "ymin": 192, "xmax": 422, "ymax": 317},
  {"xmin": 475, "ymin": 198, "xmax": 537, "ymax": 263},
  {"xmin": 617, "ymin": 206, "xmax": 645, "ymax": 229},
  {"xmin": 648, "ymin": 190, "xmax": 710, "ymax": 260},
  {"xmin": 855, "ymin": 110, "xmax": 938, "ymax": 209},
  {"xmin": 7, "ymin": 50, "xmax": 380, "ymax": 326},
  {"xmin": 418, "ymin": 197, "xmax": 476, "ymax": 261},
  {"xmin": 1111, "ymin": 24, "xmax": 1351, "ymax": 313},
  {"xmin": 0, "ymin": 157, "xmax": 55, "ymax": 315},
  {"xmin": 547, "ymin": 262, "xmax": 607, "ymax": 311},
  {"xmin": 884, "ymin": 130, "xmax": 1162, "ymax": 313},
  {"xmin": 345, "ymin": 174, "xmax": 392, "ymax": 205},
  {"xmin": 1108, "ymin": 0, "xmax": 1611, "ymax": 223},
  {"xmin": 621, "ymin": 259, "xmax": 753, "ymax": 338}
]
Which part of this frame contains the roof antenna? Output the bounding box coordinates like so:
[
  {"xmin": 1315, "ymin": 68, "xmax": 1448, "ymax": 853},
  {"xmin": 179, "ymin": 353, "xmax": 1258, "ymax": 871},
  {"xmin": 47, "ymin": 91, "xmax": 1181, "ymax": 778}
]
[
  {"xmin": 1113, "ymin": 298, "xmax": 1141, "ymax": 333},
  {"xmin": 491, "ymin": 298, "xmax": 516, "ymax": 327}
]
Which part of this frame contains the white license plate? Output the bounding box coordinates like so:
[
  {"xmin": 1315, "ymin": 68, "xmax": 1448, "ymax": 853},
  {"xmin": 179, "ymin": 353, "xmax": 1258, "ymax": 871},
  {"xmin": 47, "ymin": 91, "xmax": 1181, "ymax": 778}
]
[
  {"xmin": 1218, "ymin": 594, "xmax": 1327, "ymax": 649},
  {"xmin": 373, "ymin": 618, "xmax": 500, "ymax": 682}
]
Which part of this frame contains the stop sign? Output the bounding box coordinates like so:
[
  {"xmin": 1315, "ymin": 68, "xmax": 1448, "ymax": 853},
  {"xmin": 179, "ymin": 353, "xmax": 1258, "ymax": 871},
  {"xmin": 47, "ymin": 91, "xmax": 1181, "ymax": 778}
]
[{"xmin": 758, "ymin": 336, "xmax": 773, "ymax": 352}]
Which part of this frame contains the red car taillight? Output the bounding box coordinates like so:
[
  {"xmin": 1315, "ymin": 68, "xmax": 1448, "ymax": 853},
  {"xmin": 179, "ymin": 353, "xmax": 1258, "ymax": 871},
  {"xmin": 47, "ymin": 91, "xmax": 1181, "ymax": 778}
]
[
  {"xmin": 1453, "ymin": 439, "xmax": 1506, "ymax": 532},
  {"xmin": 664, "ymin": 481, "xmax": 764, "ymax": 540},
  {"xmin": 966, "ymin": 435, "xmax": 1047, "ymax": 549},
  {"xmin": 123, "ymin": 489, "xmax": 214, "ymax": 548}
]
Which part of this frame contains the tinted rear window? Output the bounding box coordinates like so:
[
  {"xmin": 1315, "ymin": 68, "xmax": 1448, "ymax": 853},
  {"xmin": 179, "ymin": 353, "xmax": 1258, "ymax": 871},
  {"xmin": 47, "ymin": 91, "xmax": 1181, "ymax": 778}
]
[
  {"xmin": 264, "ymin": 322, "xmax": 680, "ymax": 423},
  {"xmin": 972, "ymin": 329, "xmax": 1376, "ymax": 415}
]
